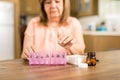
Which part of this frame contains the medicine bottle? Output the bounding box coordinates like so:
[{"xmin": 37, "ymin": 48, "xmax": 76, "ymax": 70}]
[
  {"xmin": 90, "ymin": 52, "xmax": 96, "ymax": 66},
  {"xmin": 86, "ymin": 52, "xmax": 96, "ymax": 66}
]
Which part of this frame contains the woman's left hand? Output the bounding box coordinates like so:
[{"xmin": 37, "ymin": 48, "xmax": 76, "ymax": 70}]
[{"xmin": 58, "ymin": 33, "xmax": 74, "ymax": 49}]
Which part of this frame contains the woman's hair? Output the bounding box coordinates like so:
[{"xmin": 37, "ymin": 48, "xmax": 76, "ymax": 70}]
[{"xmin": 39, "ymin": 0, "xmax": 70, "ymax": 24}]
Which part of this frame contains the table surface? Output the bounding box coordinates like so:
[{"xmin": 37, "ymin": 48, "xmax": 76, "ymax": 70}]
[{"xmin": 0, "ymin": 50, "xmax": 120, "ymax": 80}]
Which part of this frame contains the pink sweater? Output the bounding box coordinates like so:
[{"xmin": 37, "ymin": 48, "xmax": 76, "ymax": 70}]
[{"xmin": 23, "ymin": 17, "xmax": 85, "ymax": 55}]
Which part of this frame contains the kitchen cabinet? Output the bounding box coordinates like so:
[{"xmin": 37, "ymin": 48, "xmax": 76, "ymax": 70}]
[
  {"xmin": 84, "ymin": 35, "xmax": 120, "ymax": 52},
  {"xmin": 20, "ymin": 0, "xmax": 40, "ymax": 15},
  {"xmin": 70, "ymin": 0, "xmax": 98, "ymax": 17}
]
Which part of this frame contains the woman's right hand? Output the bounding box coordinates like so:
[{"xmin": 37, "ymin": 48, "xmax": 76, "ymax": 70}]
[{"xmin": 21, "ymin": 46, "xmax": 36, "ymax": 60}]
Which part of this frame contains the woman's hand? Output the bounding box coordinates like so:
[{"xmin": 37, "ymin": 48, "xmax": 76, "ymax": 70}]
[
  {"xmin": 21, "ymin": 46, "xmax": 36, "ymax": 60},
  {"xmin": 58, "ymin": 33, "xmax": 75, "ymax": 49}
]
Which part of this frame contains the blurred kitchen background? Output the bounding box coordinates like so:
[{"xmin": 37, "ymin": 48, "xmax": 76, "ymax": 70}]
[{"xmin": 0, "ymin": 0, "xmax": 120, "ymax": 60}]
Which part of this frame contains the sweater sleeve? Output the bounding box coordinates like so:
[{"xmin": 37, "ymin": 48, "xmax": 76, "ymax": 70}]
[
  {"xmin": 22, "ymin": 18, "xmax": 35, "ymax": 55},
  {"xmin": 70, "ymin": 17, "xmax": 85, "ymax": 54}
]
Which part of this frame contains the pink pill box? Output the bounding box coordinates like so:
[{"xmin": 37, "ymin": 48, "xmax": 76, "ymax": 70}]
[{"xmin": 29, "ymin": 51, "xmax": 66, "ymax": 65}]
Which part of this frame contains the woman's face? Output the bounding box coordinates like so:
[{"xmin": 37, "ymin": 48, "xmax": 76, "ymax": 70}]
[{"xmin": 44, "ymin": 0, "xmax": 63, "ymax": 20}]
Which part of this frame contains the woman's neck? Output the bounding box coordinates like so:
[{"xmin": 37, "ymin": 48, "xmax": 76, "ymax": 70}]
[
  {"xmin": 47, "ymin": 17, "xmax": 60, "ymax": 27},
  {"xmin": 47, "ymin": 21, "xmax": 60, "ymax": 28},
  {"xmin": 48, "ymin": 16, "xmax": 61, "ymax": 23}
]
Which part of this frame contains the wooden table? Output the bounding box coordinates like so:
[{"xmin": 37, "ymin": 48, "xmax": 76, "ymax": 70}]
[{"xmin": 0, "ymin": 50, "xmax": 120, "ymax": 80}]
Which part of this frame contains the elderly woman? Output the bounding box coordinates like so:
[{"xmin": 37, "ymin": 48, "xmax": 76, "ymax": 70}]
[{"xmin": 21, "ymin": 0, "xmax": 85, "ymax": 60}]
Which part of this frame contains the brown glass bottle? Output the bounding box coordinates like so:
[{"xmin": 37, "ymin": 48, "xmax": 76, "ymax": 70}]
[
  {"xmin": 91, "ymin": 52, "xmax": 96, "ymax": 66},
  {"xmin": 86, "ymin": 52, "xmax": 96, "ymax": 66},
  {"xmin": 86, "ymin": 52, "xmax": 92, "ymax": 66}
]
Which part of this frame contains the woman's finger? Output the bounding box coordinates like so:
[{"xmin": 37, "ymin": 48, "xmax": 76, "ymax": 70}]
[
  {"xmin": 31, "ymin": 46, "xmax": 37, "ymax": 52},
  {"xmin": 63, "ymin": 36, "xmax": 73, "ymax": 44},
  {"xmin": 59, "ymin": 34, "xmax": 69, "ymax": 44},
  {"xmin": 28, "ymin": 47, "xmax": 34, "ymax": 53},
  {"xmin": 21, "ymin": 51, "xmax": 29, "ymax": 60},
  {"xmin": 23, "ymin": 53, "xmax": 29, "ymax": 60},
  {"xmin": 58, "ymin": 33, "xmax": 65, "ymax": 43},
  {"xmin": 24, "ymin": 49, "xmax": 29, "ymax": 57}
]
